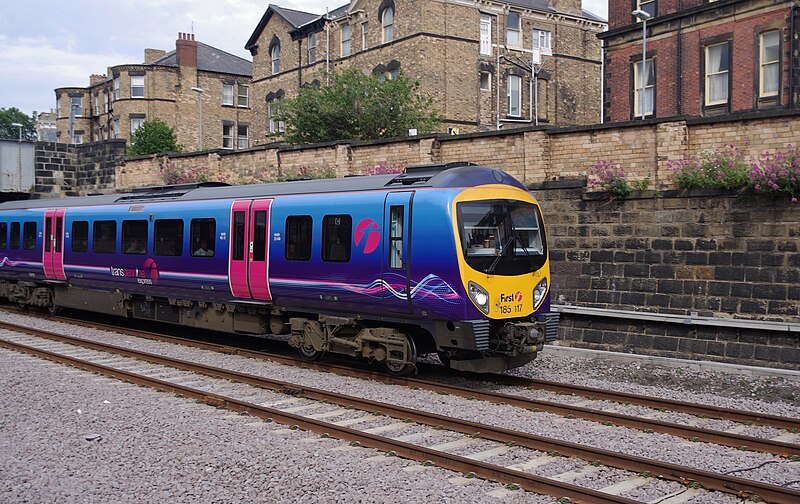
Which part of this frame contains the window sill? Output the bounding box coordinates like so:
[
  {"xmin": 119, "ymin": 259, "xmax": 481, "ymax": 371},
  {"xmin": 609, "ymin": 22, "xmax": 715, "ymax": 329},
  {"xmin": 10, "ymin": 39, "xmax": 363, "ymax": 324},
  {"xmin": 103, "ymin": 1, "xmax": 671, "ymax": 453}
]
[{"xmin": 222, "ymin": 104, "xmax": 235, "ymax": 108}]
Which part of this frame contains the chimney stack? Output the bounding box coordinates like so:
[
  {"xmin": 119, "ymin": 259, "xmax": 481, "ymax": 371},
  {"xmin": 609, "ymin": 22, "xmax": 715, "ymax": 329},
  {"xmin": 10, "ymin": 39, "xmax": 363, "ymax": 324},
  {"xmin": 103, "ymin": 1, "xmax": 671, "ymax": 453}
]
[
  {"xmin": 144, "ymin": 48, "xmax": 167, "ymax": 64},
  {"xmin": 89, "ymin": 74, "xmax": 106, "ymax": 86},
  {"xmin": 176, "ymin": 32, "xmax": 197, "ymax": 68}
]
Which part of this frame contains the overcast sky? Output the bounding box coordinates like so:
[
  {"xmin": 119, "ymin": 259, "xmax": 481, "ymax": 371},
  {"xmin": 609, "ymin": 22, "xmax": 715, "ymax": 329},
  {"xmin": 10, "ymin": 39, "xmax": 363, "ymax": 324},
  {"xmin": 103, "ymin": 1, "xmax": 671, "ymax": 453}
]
[{"xmin": 0, "ymin": 0, "xmax": 607, "ymax": 117}]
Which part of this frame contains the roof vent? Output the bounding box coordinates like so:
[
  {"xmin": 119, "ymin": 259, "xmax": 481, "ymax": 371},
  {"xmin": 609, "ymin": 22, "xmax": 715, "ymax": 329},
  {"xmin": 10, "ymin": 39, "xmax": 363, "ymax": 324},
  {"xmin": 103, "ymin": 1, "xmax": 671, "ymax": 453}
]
[
  {"xmin": 115, "ymin": 181, "xmax": 228, "ymax": 203},
  {"xmin": 385, "ymin": 162, "xmax": 476, "ymax": 186}
]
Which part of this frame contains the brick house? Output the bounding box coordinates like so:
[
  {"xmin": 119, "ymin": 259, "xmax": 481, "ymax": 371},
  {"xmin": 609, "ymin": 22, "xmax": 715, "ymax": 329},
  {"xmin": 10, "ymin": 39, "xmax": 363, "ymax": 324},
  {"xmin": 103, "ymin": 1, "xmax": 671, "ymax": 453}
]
[
  {"xmin": 600, "ymin": 0, "xmax": 800, "ymax": 122},
  {"xmin": 54, "ymin": 34, "xmax": 253, "ymax": 151},
  {"xmin": 244, "ymin": 0, "xmax": 606, "ymax": 142}
]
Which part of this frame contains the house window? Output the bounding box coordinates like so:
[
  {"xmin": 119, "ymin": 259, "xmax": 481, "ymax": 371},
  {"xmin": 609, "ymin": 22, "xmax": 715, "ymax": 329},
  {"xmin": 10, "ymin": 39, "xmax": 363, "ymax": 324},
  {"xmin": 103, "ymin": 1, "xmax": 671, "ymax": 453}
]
[
  {"xmin": 759, "ymin": 30, "xmax": 780, "ymax": 98},
  {"xmin": 533, "ymin": 30, "xmax": 552, "ymax": 55},
  {"xmin": 322, "ymin": 215, "xmax": 352, "ymax": 262},
  {"xmin": 130, "ymin": 117, "xmax": 144, "ymax": 135},
  {"xmin": 342, "ymin": 24, "xmax": 351, "ymax": 56},
  {"xmin": 154, "ymin": 219, "xmax": 183, "ymax": 257},
  {"xmin": 122, "ymin": 220, "xmax": 148, "ymax": 255},
  {"xmin": 636, "ymin": 0, "xmax": 656, "ymax": 21},
  {"xmin": 362, "ymin": 22, "xmax": 369, "ymax": 50},
  {"xmin": 71, "ymin": 96, "xmax": 83, "ymax": 117},
  {"xmin": 382, "ymin": 7, "xmax": 394, "ymax": 43},
  {"xmin": 507, "ymin": 74, "xmax": 521, "ymax": 116},
  {"xmin": 114, "ymin": 120, "xmax": 120, "ymax": 139},
  {"xmin": 238, "ymin": 84, "xmax": 249, "ymax": 107},
  {"xmin": 480, "ymin": 72, "xmax": 491, "ymax": 91},
  {"xmin": 222, "ymin": 124, "xmax": 234, "ymax": 149},
  {"xmin": 308, "ymin": 33, "xmax": 316, "ymax": 63},
  {"xmin": 94, "ymin": 94, "xmax": 99, "ymax": 115},
  {"xmin": 113, "ymin": 76, "xmax": 120, "ymax": 100},
  {"xmin": 237, "ymin": 125, "xmax": 249, "ymax": 149},
  {"xmin": 103, "ymin": 91, "xmax": 109, "ymax": 113},
  {"xmin": 268, "ymin": 100, "xmax": 284, "ymax": 134},
  {"xmin": 480, "ymin": 14, "xmax": 492, "ymax": 56},
  {"xmin": 190, "ymin": 218, "xmax": 216, "ymax": 257},
  {"xmin": 271, "ymin": 43, "xmax": 281, "ymax": 75},
  {"xmin": 633, "ymin": 58, "xmax": 655, "ymax": 117},
  {"xmin": 93, "ymin": 220, "xmax": 116, "ymax": 254},
  {"xmin": 506, "ymin": 12, "xmax": 520, "ymax": 48},
  {"xmin": 130, "ymin": 75, "xmax": 144, "ymax": 98},
  {"xmin": 71, "ymin": 221, "xmax": 88, "ymax": 253},
  {"xmin": 704, "ymin": 41, "xmax": 730, "ymax": 107},
  {"xmin": 285, "ymin": 216, "xmax": 312, "ymax": 261},
  {"xmin": 222, "ymin": 83, "xmax": 234, "ymax": 106},
  {"xmin": 23, "ymin": 222, "xmax": 37, "ymax": 250},
  {"xmin": 72, "ymin": 132, "xmax": 83, "ymax": 144}
]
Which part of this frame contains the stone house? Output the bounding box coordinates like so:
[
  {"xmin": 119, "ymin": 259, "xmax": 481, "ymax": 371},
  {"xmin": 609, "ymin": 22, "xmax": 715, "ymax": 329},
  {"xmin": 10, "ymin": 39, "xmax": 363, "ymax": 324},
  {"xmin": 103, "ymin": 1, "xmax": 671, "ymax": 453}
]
[
  {"xmin": 244, "ymin": 0, "xmax": 606, "ymax": 142},
  {"xmin": 54, "ymin": 34, "xmax": 253, "ymax": 151},
  {"xmin": 601, "ymin": 0, "xmax": 800, "ymax": 122}
]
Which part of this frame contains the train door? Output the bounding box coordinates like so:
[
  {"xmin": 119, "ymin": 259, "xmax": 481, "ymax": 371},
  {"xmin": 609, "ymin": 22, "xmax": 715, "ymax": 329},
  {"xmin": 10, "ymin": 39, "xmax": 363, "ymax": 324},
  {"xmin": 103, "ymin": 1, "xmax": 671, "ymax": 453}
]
[
  {"xmin": 43, "ymin": 208, "xmax": 66, "ymax": 280},
  {"xmin": 228, "ymin": 199, "xmax": 273, "ymax": 301},
  {"xmin": 382, "ymin": 192, "xmax": 413, "ymax": 313}
]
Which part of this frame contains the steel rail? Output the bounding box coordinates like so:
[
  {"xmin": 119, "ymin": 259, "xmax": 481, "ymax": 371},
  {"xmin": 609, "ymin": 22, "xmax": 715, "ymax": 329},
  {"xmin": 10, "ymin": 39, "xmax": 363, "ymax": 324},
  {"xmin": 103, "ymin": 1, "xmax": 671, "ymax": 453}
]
[
  {"xmin": 0, "ymin": 336, "xmax": 636, "ymax": 504},
  {"xmin": 1, "ymin": 324, "xmax": 798, "ymax": 504},
  {"xmin": 32, "ymin": 313, "xmax": 798, "ymax": 456}
]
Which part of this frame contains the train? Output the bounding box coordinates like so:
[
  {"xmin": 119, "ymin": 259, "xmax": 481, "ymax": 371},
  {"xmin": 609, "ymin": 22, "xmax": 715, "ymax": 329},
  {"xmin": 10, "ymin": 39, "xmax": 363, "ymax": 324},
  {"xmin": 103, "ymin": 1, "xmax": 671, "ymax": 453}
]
[{"xmin": 0, "ymin": 162, "xmax": 557, "ymax": 374}]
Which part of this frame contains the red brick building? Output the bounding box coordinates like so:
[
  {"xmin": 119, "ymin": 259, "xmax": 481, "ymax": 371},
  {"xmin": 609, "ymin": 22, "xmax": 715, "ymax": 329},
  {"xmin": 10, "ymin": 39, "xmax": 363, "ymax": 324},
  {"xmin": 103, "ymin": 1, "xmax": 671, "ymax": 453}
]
[{"xmin": 600, "ymin": 0, "xmax": 800, "ymax": 122}]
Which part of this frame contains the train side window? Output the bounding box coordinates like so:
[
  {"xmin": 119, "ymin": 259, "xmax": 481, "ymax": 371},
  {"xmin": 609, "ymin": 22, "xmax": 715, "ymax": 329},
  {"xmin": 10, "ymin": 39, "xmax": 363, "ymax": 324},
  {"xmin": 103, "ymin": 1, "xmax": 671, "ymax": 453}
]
[
  {"xmin": 322, "ymin": 215, "xmax": 351, "ymax": 262},
  {"xmin": 191, "ymin": 218, "xmax": 216, "ymax": 257},
  {"xmin": 10, "ymin": 222, "xmax": 20, "ymax": 250},
  {"xmin": 55, "ymin": 217, "xmax": 63, "ymax": 253},
  {"xmin": 0, "ymin": 222, "xmax": 6, "ymax": 249},
  {"xmin": 122, "ymin": 220, "xmax": 148, "ymax": 255},
  {"xmin": 154, "ymin": 219, "xmax": 184, "ymax": 256},
  {"xmin": 389, "ymin": 206, "xmax": 403, "ymax": 269},
  {"xmin": 285, "ymin": 216, "xmax": 312, "ymax": 261},
  {"xmin": 45, "ymin": 217, "xmax": 52, "ymax": 252},
  {"xmin": 93, "ymin": 220, "xmax": 117, "ymax": 254},
  {"xmin": 72, "ymin": 221, "xmax": 88, "ymax": 253},
  {"xmin": 23, "ymin": 222, "xmax": 36, "ymax": 250}
]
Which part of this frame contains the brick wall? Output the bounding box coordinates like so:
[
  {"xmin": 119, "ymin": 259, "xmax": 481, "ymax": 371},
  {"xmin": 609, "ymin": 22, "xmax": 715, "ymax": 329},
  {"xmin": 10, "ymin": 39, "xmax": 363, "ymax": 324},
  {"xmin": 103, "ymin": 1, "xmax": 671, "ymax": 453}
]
[
  {"xmin": 34, "ymin": 140, "xmax": 127, "ymax": 196},
  {"xmin": 537, "ymin": 184, "xmax": 800, "ymax": 369}
]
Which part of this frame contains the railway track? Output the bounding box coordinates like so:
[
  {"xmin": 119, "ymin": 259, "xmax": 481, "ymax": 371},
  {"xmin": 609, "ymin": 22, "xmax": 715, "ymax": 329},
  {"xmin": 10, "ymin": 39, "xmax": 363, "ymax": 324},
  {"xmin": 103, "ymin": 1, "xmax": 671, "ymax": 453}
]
[
  {"xmin": 1, "ymin": 319, "xmax": 799, "ymax": 503},
  {"xmin": 18, "ymin": 309, "xmax": 799, "ymax": 458}
]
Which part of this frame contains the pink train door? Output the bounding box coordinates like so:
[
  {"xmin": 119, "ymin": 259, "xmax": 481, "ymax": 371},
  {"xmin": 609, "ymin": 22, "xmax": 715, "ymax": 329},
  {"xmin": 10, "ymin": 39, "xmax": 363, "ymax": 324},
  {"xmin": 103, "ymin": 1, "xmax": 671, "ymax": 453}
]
[
  {"xmin": 43, "ymin": 208, "xmax": 66, "ymax": 280},
  {"xmin": 228, "ymin": 199, "xmax": 272, "ymax": 300}
]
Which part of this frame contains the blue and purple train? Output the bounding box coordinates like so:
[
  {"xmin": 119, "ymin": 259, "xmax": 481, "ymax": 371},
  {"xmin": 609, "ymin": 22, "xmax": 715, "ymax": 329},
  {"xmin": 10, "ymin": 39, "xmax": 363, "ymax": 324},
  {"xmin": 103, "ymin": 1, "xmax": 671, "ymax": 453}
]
[{"xmin": 0, "ymin": 163, "xmax": 557, "ymax": 374}]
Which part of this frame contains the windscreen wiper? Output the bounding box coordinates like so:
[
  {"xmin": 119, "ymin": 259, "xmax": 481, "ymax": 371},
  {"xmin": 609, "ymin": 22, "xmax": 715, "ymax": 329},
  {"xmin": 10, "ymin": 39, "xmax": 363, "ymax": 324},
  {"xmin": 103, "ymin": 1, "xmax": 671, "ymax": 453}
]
[{"xmin": 485, "ymin": 235, "xmax": 517, "ymax": 274}]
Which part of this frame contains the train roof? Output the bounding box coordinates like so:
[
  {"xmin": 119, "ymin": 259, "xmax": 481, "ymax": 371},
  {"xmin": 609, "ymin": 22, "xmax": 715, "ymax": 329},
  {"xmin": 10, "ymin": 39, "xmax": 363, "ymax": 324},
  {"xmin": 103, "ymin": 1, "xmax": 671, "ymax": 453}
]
[{"xmin": 0, "ymin": 163, "xmax": 527, "ymax": 210}]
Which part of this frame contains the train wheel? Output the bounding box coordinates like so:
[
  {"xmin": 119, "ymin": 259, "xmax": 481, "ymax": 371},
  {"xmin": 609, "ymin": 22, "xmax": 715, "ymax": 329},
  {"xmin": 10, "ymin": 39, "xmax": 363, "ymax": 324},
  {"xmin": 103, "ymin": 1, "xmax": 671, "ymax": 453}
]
[
  {"xmin": 298, "ymin": 342, "xmax": 324, "ymax": 361},
  {"xmin": 437, "ymin": 351, "xmax": 451, "ymax": 369},
  {"xmin": 383, "ymin": 336, "xmax": 417, "ymax": 376},
  {"xmin": 47, "ymin": 302, "xmax": 61, "ymax": 316}
]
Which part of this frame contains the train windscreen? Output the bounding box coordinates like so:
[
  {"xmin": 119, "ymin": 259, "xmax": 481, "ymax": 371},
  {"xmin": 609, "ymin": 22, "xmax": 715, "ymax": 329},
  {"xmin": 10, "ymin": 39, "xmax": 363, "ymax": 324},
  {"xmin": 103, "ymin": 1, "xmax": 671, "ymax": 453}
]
[{"xmin": 457, "ymin": 199, "xmax": 547, "ymax": 275}]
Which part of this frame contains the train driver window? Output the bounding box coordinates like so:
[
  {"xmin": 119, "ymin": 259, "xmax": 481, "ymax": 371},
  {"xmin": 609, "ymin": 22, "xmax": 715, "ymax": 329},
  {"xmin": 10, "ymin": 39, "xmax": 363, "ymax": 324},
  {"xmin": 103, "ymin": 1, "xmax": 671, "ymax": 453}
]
[
  {"xmin": 10, "ymin": 222, "xmax": 20, "ymax": 250},
  {"xmin": 122, "ymin": 220, "xmax": 148, "ymax": 255},
  {"xmin": 154, "ymin": 219, "xmax": 184, "ymax": 256},
  {"xmin": 93, "ymin": 220, "xmax": 117, "ymax": 254},
  {"xmin": 322, "ymin": 215, "xmax": 351, "ymax": 262},
  {"xmin": 285, "ymin": 216, "xmax": 312, "ymax": 261},
  {"xmin": 191, "ymin": 218, "xmax": 216, "ymax": 257},
  {"xmin": 0, "ymin": 222, "xmax": 7, "ymax": 249},
  {"xmin": 23, "ymin": 222, "xmax": 37, "ymax": 250},
  {"xmin": 72, "ymin": 221, "xmax": 89, "ymax": 253}
]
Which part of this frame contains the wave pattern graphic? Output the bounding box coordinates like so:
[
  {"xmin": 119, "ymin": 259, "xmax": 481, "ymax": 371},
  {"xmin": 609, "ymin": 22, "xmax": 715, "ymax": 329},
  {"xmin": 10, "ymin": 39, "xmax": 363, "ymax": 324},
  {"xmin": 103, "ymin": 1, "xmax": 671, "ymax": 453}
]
[
  {"xmin": 0, "ymin": 257, "xmax": 42, "ymax": 268},
  {"xmin": 271, "ymin": 273, "xmax": 462, "ymax": 304}
]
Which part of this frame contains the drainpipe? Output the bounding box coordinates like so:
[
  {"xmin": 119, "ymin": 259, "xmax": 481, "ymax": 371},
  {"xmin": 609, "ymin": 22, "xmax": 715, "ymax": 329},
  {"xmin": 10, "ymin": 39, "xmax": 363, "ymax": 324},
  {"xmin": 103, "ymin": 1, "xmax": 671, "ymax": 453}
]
[
  {"xmin": 326, "ymin": 8, "xmax": 331, "ymax": 85},
  {"xmin": 790, "ymin": 6, "xmax": 798, "ymax": 108},
  {"xmin": 496, "ymin": 8, "xmax": 503, "ymax": 130}
]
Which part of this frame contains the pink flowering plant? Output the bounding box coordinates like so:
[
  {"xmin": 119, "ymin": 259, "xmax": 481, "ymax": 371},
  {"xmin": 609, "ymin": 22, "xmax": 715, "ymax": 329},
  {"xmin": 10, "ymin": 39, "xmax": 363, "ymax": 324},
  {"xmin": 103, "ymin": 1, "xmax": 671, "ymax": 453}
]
[
  {"xmin": 363, "ymin": 162, "xmax": 406, "ymax": 176},
  {"xmin": 749, "ymin": 144, "xmax": 800, "ymax": 202},
  {"xmin": 588, "ymin": 160, "xmax": 631, "ymax": 199},
  {"xmin": 666, "ymin": 144, "xmax": 749, "ymax": 190},
  {"xmin": 160, "ymin": 161, "xmax": 210, "ymax": 184}
]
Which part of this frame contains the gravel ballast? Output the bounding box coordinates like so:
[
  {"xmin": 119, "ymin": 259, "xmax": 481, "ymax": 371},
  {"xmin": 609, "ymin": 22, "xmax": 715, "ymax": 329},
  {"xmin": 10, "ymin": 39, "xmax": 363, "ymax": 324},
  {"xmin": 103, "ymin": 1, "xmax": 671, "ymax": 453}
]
[{"xmin": 1, "ymin": 310, "xmax": 798, "ymax": 502}]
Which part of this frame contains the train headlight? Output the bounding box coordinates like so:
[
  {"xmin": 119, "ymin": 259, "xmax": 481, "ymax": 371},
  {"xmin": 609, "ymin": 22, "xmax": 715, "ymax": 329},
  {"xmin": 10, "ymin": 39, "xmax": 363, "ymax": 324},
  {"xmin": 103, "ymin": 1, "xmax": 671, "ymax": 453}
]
[
  {"xmin": 532, "ymin": 278, "xmax": 548, "ymax": 311},
  {"xmin": 468, "ymin": 281, "xmax": 490, "ymax": 314}
]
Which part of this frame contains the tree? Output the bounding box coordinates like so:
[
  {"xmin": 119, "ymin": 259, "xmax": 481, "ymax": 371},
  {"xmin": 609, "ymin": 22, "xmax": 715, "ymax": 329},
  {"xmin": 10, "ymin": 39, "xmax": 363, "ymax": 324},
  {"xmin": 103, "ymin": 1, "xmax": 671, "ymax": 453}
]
[
  {"xmin": 127, "ymin": 119, "xmax": 182, "ymax": 155},
  {"xmin": 0, "ymin": 108, "xmax": 36, "ymax": 141},
  {"xmin": 282, "ymin": 69, "xmax": 440, "ymax": 144}
]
